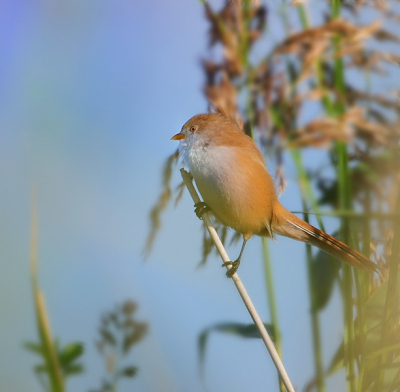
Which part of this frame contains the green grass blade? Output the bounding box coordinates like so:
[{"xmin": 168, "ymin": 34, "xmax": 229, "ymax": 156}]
[{"xmin": 30, "ymin": 197, "xmax": 65, "ymax": 392}]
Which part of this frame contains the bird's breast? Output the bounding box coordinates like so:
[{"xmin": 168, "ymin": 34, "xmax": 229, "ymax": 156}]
[{"xmin": 184, "ymin": 144, "xmax": 276, "ymax": 236}]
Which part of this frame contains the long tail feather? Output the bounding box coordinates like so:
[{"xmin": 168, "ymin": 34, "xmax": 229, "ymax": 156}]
[{"xmin": 269, "ymin": 208, "xmax": 377, "ymax": 271}]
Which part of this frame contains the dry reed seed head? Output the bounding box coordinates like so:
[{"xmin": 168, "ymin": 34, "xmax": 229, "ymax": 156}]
[
  {"xmin": 205, "ymin": 1, "xmax": 266, "ymax": 46},
  {"xmin": 348, "ymin": 51, "xmax": 387, "ymax": 72},
  {"xmin": 204, "ymin": 71, "xmax": 238, "ymax": 120},
  {"xmin": 205, "ymin": 2, "xmax": 238, "ymax": 48},
  {"xmin": 352, "ymin": 116, "xmax": 391, "ymax": 146},
  {"xmin": 346, "ymin": 88, "xmax": 400, "ymax": 114},
  {"xmin": 202, "ymin": 60, "xmax": 221, "ymax": 85},
  {"xmin": 297, "ymin": 105, "xmax": 395, "ymax": 148},
  {"xmin": 203, "ymin": 1, "xmax": 267, "ymax": 76},
  {"xmin": 373, "ymin": 28, "xmax": 400, "ymax": 43},
  {"xmin": 201, "ymin": 1, "xmax": 268, "ymax": 135},
  {"xmin": 275, "ymin": 19, "xmax": 382, "ymax": 65},
  {"xmin": 250, "ymin": 5, "xmax": 267, "ymax": 32},
  {"xmin": 290, "ymin": 118, "xmax": 351, "ymax": 149}
]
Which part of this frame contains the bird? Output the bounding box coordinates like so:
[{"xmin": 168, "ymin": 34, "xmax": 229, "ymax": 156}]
[{"xmin": 171, "ymin": 112, "xmax": 377, "ymax": 277}]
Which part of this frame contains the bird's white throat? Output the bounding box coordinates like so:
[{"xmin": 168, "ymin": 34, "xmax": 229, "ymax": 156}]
[{"xmin": 180, "ymin": 137, "xmax": 236, "ymax": 185}]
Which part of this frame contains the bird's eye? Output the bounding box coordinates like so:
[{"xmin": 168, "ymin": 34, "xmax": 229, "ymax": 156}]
[{"xmin": 190, "ymin": 126, "xmax": 197, "ymax": 133}]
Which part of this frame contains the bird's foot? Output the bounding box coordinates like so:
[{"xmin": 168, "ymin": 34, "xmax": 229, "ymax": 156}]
[
  {"xmin": 221, "ymin": 259, "xmax": 240, "ymax": 278},
  {"xmin": 194, "ymin": 202, "xmax": 210, "ymax": 220}
]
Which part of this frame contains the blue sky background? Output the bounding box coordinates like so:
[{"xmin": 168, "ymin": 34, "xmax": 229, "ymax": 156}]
[{"xmin": 3, "ymin": 0, "xmax": 397, "ymax": 391}]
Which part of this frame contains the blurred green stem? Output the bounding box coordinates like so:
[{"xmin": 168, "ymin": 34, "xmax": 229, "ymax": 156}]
[
  {"xmin": 303, "ymin": 202, "xmax": 326, "ymax": 392},
  {"xmin": 328, "ymin": 0, "xmax": 358, "ymax": 388},
  {"xmin": 336, "ymin": 91, "xmax": 356, "ymax": 392},
  {"xmin": 355, "ymin": 184, "xmax": 372, "ymax": 381},
  {"xmin": 242, "ymin": 4, "xmax": 282, "ymax": 390},
  {"xmin": 291, "ymin": 150, "xmax": 326, "ymax": 392},
  {"xmin": 377, "ymin": 186, "xmax": 400, "ymax": 390},
  {"xmin": 291, "ymin": 150, "xmax": 325, "ymax": 231},
  {"xmin": 262, "ymin": 238, "xmax": 285, "ymax": 392},
  {"xmin": 240, "ymin": 0, "xmax": 251, "ymax": 69},
  {"xmin": 30, "ymin": 198, "xmax": 65, "ymax": 392}
]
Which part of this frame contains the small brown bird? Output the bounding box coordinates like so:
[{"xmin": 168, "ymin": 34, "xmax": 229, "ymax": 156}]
[{"xmin": 171, "ymin": 113, "xmax": 377, "ymax": 277}]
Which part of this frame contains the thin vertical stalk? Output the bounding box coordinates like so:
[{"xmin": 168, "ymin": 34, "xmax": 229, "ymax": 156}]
[
  {"xmin": 336, "ymin": 146, "xmax": 356, "ymax": 392},
  {"xmin": 262, "ymin": 238, "xmax": 285, "ymax": 392},
  {"xmin": 335, "ymin": 63, "xmax": 357, "ymax": 392},
  {"xmin": 30, "ymin": 197, "xmax": 65, "ymax": 392},
  {"xmin": 277, "ymin": 5, "xmax": 326, "ymax": 388},
  {"xmin": 291, "ymin": 151, "xmax": 325, "ymax": 230},
  {"xmin": 342, "ymin": 264, "xmax": 356, "ymax": 392},
  {"xmin": 291, "ymin": 150, "xmax": 326, "ymax": 392},
  {"xmin": 376, "ymin": 186, "xmax": 400, "ymax": 391},
  {"xmin": 337, "ymin": 132, "xmax": 357, "ymax": 392},
  {"xmin": 303, "ymin": 203, "xmax": 326, "ymax": 392},
  {"xmin": 355, "ymin": 186, "xmax": 372, "ymax": 385},
  {"xmin": 329, "ymin": 0, "xmax": 357, "ymax": 387},
  {"xmin": 240, "ymin": 0, "xmax": 251, "ymax": 69},
  {"xmin": 297, "ymin": 6, "xmax": 310, "ymax": 32}
]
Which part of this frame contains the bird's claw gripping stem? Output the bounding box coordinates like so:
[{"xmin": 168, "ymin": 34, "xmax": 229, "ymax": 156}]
[
  {"xmin": 221, "ymin": 259, "xmax": 240, "ymax": 278},
  {"xmin": 194, "ymin": 202, "xmax": 210, "ymax": 220}
]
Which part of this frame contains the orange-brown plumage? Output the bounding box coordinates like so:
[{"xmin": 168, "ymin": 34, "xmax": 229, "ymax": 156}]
[{"xmin": 172, "ymin": 113, "xmax": 377, "ymax": 275}]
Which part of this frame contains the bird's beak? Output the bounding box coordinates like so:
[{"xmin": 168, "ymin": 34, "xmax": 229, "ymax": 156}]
[{"xmin": 171, "ymin": 132, "xmax": 185, "ymax": 140}]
